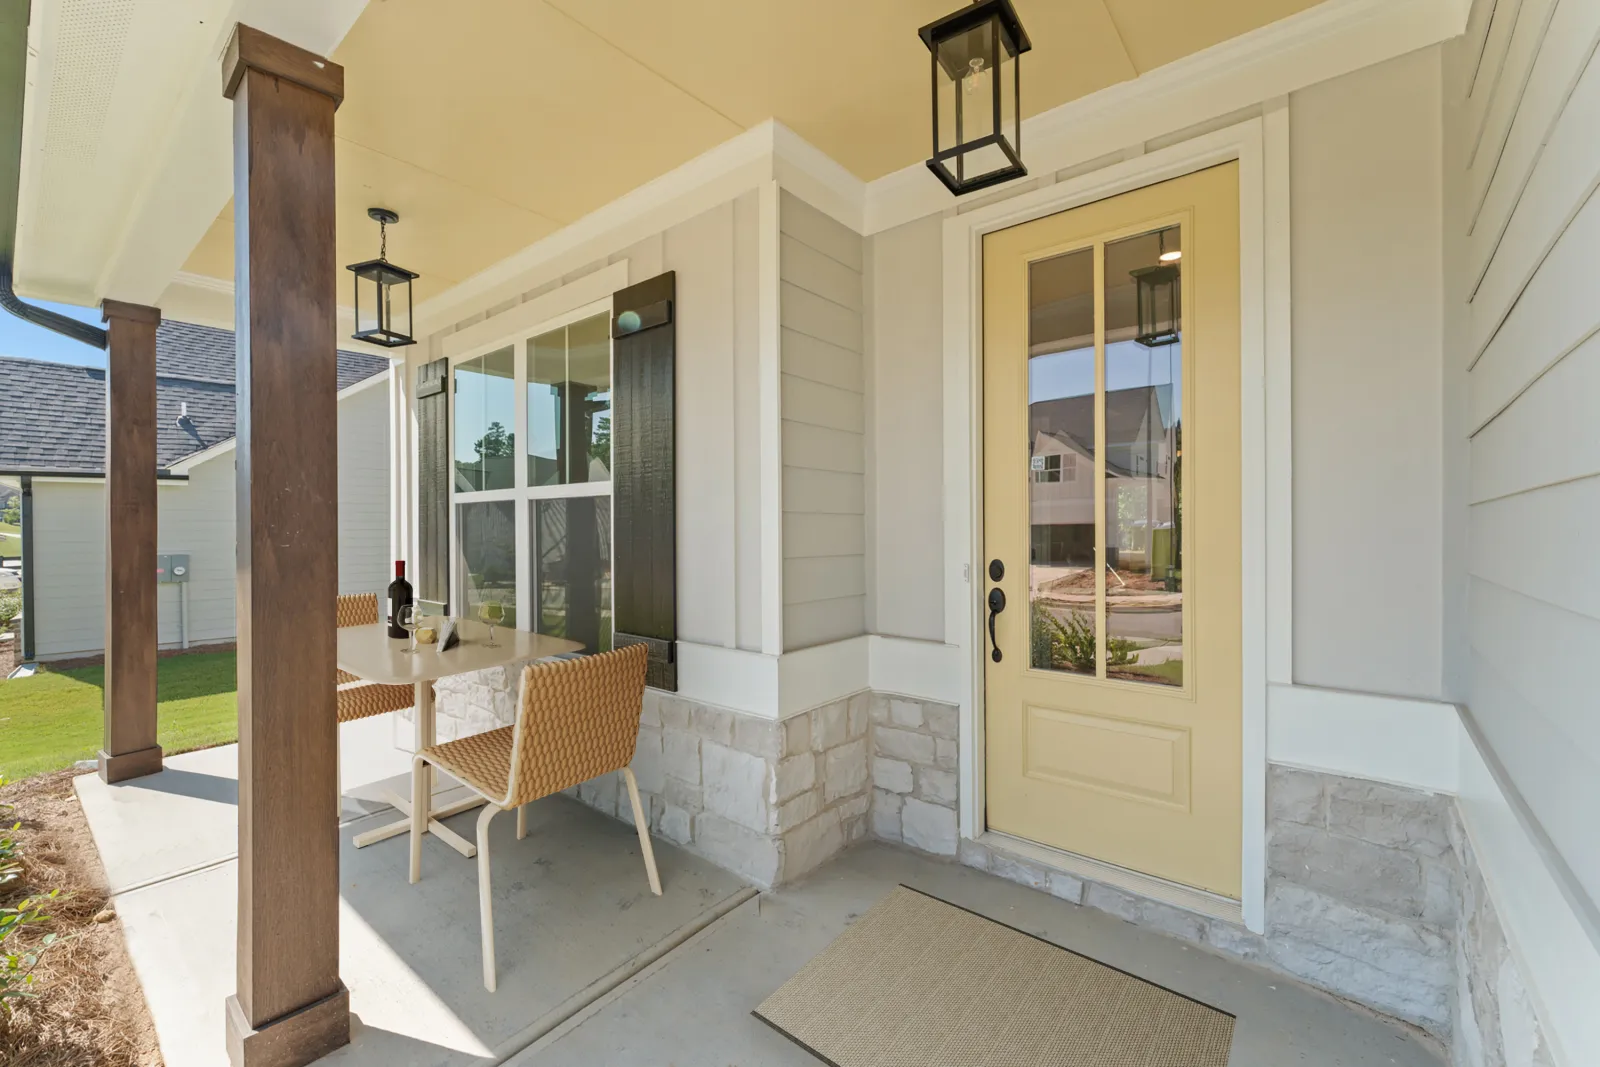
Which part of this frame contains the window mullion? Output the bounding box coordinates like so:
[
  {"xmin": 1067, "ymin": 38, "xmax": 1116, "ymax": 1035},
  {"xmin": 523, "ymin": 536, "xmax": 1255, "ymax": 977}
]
[{"xmin": 1093, "ymin": 240, "xmax": 1107, "ymax": 681}]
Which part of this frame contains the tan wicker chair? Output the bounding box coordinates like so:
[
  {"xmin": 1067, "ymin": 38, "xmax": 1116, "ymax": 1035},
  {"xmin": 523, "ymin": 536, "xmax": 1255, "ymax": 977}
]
[
  {"xmin": 408, "ymin": 642, "xmax": 658, "ymax": 991},
  {"xmin": 335, "ymin": 594, "xmax": 414, "ymax": 817}
]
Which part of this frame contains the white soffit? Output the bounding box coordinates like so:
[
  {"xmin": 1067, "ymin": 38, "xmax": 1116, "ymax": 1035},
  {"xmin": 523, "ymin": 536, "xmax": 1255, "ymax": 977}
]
[{"xmin": 14, "ymin": 0, "xmax": 370, "ymax": 307}]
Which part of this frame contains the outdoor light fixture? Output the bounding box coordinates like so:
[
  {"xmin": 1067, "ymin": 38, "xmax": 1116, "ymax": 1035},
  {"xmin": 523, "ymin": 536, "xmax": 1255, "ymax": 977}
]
[
  {"xmin": 919, "ymin": 0, "xmax": 1032, "ymax": 196},
  {"xmin": 347, "ymin": 207, "xmax": 418, "ymax": 348}
]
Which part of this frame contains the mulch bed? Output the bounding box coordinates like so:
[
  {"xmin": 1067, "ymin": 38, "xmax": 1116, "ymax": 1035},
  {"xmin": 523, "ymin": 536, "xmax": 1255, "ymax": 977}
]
[{"xmin": 0, "ymin": 771, "xmax": 162, "ymax": 1067}]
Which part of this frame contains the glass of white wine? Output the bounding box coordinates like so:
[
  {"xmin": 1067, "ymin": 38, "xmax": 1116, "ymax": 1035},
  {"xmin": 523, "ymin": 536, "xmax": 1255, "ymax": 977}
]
[
  {"xmin": 397, "ymin": 603, "xmax": 420, "ymax": 656},
  {"xmin": 480, "ymin": 599, "xmax": 505, "ymax": 648}
]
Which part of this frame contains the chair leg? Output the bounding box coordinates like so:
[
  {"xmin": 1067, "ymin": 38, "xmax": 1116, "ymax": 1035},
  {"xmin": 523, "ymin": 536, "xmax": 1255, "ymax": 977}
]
[
  {"xmin": 409, "ymin": 754, "xmax": 426, "ymax": 885},
  {"xmin": 516, "ymin": 803, "xmax": 526, "ymax": 841},
  {"xmin": 622, "ymin": 768, "xmax": 661, "ymax": 896},
  {"xmin": 477, "ymin": 803, "xmax": 500, "ymax": 992}
]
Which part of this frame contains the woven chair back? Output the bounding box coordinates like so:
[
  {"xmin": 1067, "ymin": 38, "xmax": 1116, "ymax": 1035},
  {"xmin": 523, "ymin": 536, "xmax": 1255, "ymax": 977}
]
[
  {"xmin": 507, "ymin": 643, "xmax": 649, "ymax": 808},
  {"xmin": 337, "ymin": 592, "xmax": 380, "ymax": 628}
]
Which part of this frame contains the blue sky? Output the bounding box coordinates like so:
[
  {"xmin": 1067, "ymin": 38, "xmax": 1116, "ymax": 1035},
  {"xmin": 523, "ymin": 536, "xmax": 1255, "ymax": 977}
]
[
  {"xmin": 1029, "ymin": 339, "xmax": 1183, "ymax": 426},
  {"xmin": 0, "ymin": 299, "xmax": 107, "ymax": 369}
]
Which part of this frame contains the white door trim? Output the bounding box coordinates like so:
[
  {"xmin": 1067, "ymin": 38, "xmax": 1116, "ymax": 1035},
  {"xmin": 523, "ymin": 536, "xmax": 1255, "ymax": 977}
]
[{"xmin": 942, "ymin": 112, "xmax": 1290, "ymax": 934}]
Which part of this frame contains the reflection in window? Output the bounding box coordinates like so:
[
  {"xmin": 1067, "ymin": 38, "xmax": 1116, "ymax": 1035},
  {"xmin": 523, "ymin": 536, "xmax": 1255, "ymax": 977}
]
[
  {"xmin": 454, "ymin": 346, "xmax": 515, "ymax": 492},
  {"xmin": 532, "ymin": 497, "xmax": 612, "ymax": 654},
  {"xmin": 1104, "ymin": 226, "xmax": 1183, "ymax": 687},
  {"xmin": 528, "ymin": 313, "xmax": 611, "ymax": 487},
  {"xmin": 457, "ymin": 500, "xmax": 517, "ymax": 629}
]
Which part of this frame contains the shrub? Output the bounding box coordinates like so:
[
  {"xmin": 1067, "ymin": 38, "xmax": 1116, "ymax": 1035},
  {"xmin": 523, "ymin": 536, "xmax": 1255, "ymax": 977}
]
[
  {"xmin": 0, "ymin": 590, "xmax": 18, "ymax": 630},
  {"xmin": 0, "ymin": 780, "xmax": 59, "ymax": 1012},
  {"xmin": 1030, "ymin": 602, "xmax": 1139, "ymax": 672}
]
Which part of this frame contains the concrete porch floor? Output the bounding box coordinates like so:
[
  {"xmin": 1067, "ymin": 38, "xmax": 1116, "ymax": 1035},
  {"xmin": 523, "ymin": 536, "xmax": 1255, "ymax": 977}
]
[{"xmin": 75, "ymin": 714, "xmax": 1445, "ymax": 1067}]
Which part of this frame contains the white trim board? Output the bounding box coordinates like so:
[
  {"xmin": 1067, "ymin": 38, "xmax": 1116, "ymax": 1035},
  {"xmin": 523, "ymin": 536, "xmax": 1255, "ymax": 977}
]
[
  {"xmin": 1267, "ymin": 683, "xmax": 1461, "ymax": 794},
  {"xmin": 940, "ymin": 117, "xmax": 1283, "ymax": 935}
]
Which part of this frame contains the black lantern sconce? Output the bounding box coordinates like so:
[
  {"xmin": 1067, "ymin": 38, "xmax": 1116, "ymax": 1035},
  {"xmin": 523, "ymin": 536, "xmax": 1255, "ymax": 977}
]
[
  {"xmin": 347, "ymin": 207, "xmax": 418, "ymax": 348},
  {"xmin": 1132, "ymin": 229, "xmax": 1182, "ymax": 347},
  {"xmin": 919, "ymin": 0, "xmax": 1032, "ymax": 196}
]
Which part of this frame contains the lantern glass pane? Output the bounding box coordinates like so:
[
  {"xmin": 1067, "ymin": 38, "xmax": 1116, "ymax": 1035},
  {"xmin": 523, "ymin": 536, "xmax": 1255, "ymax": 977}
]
[
  {"xmin": 385, "ymin": 277, "xmax": 412, "ymax": 342},
  {"xmin": 355, "ymin": 271, "xmax": 379, "ymax": 337},
  {"xmin": 1105, "ymin": 226, "xmax": 1184, "ymax": 687}
]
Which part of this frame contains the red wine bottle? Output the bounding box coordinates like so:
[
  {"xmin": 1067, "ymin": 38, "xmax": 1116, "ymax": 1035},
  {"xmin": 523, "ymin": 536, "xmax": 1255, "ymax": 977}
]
[{"xmin": 387, "ymin": 561, "xmax": 413, "ymax": 638}]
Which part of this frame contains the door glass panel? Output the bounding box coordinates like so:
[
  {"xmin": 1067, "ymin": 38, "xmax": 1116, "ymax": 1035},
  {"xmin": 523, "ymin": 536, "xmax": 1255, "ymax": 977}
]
[
  {"xmin": 532, "ymin": 496, "xmax": 612, "ymax": 654},
  {"xmin": 527, "ymin": 312, "xmax": 612, "ymax": 487},
  {"xmin": 1104, "ymin": 226, "xmax": 1183, "ymax": 686},
  {"xmin": 457, "ymin": 500, "xmax": 517, "ymax": 629},
  {"xmin": 454, "ymin": 346, "xmax": 515, "ymax": 492},
  {"xmin": 1027, "ymin": 247, "xmax": 1097, "ymax": 675}
]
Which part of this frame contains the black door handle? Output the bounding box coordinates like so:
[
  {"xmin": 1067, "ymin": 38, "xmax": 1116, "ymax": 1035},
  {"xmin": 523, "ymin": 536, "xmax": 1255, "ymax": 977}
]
[{"xmin": 987, "ymin": 586, "xmax": 1006, "ymax": 662}]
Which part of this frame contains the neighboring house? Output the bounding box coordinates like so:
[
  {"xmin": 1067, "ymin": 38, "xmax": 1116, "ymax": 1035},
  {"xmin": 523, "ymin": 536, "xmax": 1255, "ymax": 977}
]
[{"xmin": 0, "ymin": 320, "xmax": 392, "ymax": 660}]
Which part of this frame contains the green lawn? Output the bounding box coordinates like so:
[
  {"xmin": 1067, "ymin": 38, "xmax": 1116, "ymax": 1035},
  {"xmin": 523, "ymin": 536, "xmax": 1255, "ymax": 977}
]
[{"xmin": 0, "ymin": 651, "xmax": 237, "ymax": 780}]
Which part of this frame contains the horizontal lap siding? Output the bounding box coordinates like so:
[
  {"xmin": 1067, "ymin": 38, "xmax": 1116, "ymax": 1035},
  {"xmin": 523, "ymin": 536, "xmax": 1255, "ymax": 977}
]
[
  {"xmin": 336, "ymin": 380, "xmax": 393, "ymax": 601},
  {"xmin": 31, "ymin": 483, "xmax": 108, "ymax": 657},
  {"xmin": 780, "ymin": 191, "xmax": 866, "ymax": 651},
  {"xmin": 1455, "ymin": 0, "xmax": 1600, "ymax": 911}
]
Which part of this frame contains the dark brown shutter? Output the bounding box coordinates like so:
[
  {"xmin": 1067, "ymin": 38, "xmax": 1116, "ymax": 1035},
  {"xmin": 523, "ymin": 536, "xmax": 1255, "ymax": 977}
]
[
  {"xmin": 611, "ymin": 272, "xmax": 677, "ymax": 690},
  {"xmin": 415, "ymin": 357, "xmax": 451, "ymax": 607}
]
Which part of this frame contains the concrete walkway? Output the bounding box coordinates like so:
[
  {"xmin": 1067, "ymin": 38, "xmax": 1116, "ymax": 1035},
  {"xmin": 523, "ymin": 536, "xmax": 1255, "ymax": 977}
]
[{"xmin": 77, "ymin": 716, "xmax": 1444, "ymax": 1067}]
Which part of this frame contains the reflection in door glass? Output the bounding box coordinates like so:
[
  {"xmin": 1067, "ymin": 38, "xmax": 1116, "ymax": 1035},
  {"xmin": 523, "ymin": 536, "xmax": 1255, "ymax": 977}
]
[
  {"xmin": 1028, "ymin": 247, "xmax": 1097, "ymax": 675},
  {"xmin": 1104, "ymin": 226, "xmax": 1183, "ymax": 686}
]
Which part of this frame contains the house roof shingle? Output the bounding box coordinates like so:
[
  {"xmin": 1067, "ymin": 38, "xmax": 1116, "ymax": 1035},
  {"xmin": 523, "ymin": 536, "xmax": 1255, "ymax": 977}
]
[{"xmin": 0, "ymin": 320, "xmax": 391, "ymax": 476}]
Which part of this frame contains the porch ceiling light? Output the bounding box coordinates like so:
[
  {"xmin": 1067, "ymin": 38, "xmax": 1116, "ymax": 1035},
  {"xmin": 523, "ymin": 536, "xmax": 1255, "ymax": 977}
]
[
  {"xmin": 919, "ymin": 0, "xmax": 1032, "ymax": 197},
  {"xmin": 347, "ymin": 207, "xmax": 418, "ymax": 348}
]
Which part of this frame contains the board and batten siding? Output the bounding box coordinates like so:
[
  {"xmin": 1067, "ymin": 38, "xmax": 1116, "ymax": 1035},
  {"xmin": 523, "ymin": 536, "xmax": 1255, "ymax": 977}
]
[
  {"xmin": 29, "ymin": 374, "xmax": 391, "ymax": 659},
  {"xmin": 779, "ymin": 190, "xmax": 866, "ymax": 651},
  {"xmin": 1445, "ymin": 0, "xmax": 1600, "ymax": 916}
]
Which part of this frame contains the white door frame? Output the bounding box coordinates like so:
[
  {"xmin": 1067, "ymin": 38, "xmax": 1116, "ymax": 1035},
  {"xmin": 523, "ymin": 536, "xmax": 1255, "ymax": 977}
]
[{"xmin": 942, "ymin": 111, "xmax": 1292, "ymax": 933}]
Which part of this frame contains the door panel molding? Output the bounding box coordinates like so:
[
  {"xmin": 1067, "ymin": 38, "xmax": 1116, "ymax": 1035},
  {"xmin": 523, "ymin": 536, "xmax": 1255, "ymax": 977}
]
[{"xmin": 941, "ymin": 113, "xmax": 1288, "ymax": 933}]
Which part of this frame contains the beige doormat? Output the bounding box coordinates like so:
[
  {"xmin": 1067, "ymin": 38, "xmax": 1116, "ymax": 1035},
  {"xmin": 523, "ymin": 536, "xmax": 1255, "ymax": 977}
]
[{"xmin": 754, "ymin": 885, "xmax": 1235, "ymax": 1067}]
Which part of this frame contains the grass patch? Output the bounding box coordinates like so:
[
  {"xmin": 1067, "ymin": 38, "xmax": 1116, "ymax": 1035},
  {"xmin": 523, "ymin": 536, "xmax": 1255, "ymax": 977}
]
[
  {"xmin": 1110, "ymin": 658, "xmax": 1185, "ymax": 686},
  {"xmin": 0, "ymin": 652, "xmax": 236, "ymax": 781}
]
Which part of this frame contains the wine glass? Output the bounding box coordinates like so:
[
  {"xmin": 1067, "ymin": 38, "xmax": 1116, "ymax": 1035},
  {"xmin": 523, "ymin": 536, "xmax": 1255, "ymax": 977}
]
[
  {"xmin": 479, "ymin": 599, "xmax": 505, "ymax": 648},
  {"xmin": 397, "ymin": 603, "xmax": 420, "ymax": 656}
]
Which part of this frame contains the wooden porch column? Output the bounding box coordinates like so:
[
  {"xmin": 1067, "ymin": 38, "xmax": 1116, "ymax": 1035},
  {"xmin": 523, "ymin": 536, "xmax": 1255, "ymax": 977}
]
[
  {"xmin": 98, "ymin": 299, "xmax": 162, "ymax": 784},
  {"xmin": 220, "ymin": 25, "xmax": 348, "ymax": 1067}
]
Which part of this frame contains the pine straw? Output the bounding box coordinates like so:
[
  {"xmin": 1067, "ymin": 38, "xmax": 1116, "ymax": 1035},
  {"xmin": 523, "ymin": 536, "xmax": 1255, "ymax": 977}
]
[{"xmin": 0, "ymin": 771, "xmax": 162, "ymax": 1067}]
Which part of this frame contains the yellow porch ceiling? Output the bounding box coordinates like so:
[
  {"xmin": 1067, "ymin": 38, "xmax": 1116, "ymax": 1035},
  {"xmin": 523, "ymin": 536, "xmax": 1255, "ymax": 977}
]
[{"xmin": 180, "ymin": 0, "xmax": 1322, "ymax": 296}]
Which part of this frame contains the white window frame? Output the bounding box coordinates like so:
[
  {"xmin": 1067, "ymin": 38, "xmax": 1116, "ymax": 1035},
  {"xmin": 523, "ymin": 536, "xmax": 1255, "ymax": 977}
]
[{"xmin": 446, "ymin": 294, "xmax": 615, "ymax": 635}]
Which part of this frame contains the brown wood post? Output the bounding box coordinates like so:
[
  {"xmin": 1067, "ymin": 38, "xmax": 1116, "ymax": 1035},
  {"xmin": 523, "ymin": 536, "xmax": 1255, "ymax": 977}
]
[
  {"xmin": 98, "ymin": 299, "xmax": 163, "ymax": 784},
  {"xmin": 220, "ymin": 24, "xmax": 348, "ymax": 1067}
]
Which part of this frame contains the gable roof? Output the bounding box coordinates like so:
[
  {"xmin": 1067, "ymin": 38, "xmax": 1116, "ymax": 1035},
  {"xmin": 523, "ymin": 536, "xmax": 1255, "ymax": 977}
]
[{"xmin": 0, "ymin": 320, "xmax": 391, "ymax": 477}]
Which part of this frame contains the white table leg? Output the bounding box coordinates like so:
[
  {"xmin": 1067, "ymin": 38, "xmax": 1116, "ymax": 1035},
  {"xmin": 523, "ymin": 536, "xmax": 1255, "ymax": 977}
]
[{"xmin": 351, "ymin": 677, "xmax": 486, "ymax": 859}]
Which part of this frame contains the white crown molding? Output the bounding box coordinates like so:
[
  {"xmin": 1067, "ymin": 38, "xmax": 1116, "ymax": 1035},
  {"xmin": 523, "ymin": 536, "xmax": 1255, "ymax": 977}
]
[{"xmin": 864, "ymin": 0, "xmax": 1468, "ymax": 234}]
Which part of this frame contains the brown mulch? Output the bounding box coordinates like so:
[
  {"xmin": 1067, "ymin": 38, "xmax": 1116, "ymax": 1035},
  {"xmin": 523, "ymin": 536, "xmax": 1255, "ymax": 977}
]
[{"xmin": 0, "ymin": 771, "xmax": 162, "ymax": 1067}]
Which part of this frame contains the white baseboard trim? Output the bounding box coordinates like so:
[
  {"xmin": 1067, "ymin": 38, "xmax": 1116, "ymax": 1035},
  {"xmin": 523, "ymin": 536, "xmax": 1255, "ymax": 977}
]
[
  {"xmin": 1457, "ymin": 720, "xmax": 1600, "ymax": 1067},
  {"xmin": 867, "ymin": 635, "xmax": 964, "ymax": 706},
  {"xmin": 1266, "ymin": 682, "xmax": 1461, "ymax": 793}
]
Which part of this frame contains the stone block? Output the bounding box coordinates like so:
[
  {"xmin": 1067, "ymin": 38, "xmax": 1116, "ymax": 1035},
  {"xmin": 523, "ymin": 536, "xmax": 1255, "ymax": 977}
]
[
  {"xmin": 836, "ymin": 792, "xmax": 871, "ymax": 820},
  {"xmin": 1204, "ymin": 920, "xmax": 1265, "ymax": 961},
  {"xmin": 782, "ymin": 712, "xmax": 811, "ymax": 757},
  {"xmin": 901, "ymin": 797, "xmax": 957, "ymax": 856},
  {"xmin": 925, "ymin": 703, "xmax": 959, "ymax": 740},
  {"xmin": 783, "ymin": 809, "xmax": 845, "ymax": 882},
  {"xmin": 824, "ymin": 738, "xmax": 869, "ymax": 803},
  {"xmin": 1083, "ymin": 883, "xmax": 1207, "ymax": 944},
  {"xmin": 661, "ymin": 775, "xmax": 703, "ymax": 813},
  {"xmin": 658, "ymin": 696, "xmax": 692, "ymax": 731},
  {"xmin": 1326, "ymin": 777, "xmax": 1452, "ymax": 859},
  {"xmin": 1269, "ymin": 821, "xmax": 1427, "ymax": 920},
  {"xmin": 989, "ymin": 853, "xmax": 1050, "ymax": 892},
  {"xmin": 661, "ymin": 731, "xmax": 701, "ymax": 785},
  {"xmin": 693, "ymin": 705, "xmax": 735, "ymax": 745},
  {"xmin": 1267, "ymin": 764, "xmax": 1323, "ymax": 827},
  {"xmin": 577, "ymin": 773, "xmax": 617, "ymax": 818},
  {"xmin": 872, "ymin": 758, "xmax": 914, "ymax": 794},
  {"xmin": 777, "ymin": 788, "xmax": 821, "ymax": 832},
  {"xmin": 811, "ymin": 701, "xmax": 850, "ymax": 751},
  {"xmin": 876, "ymin": 727, "xmax": 935, "ymax": 765},
  {"xmin": 870, "ymin": 789, "xmax": 903, "ymax": 841},
  {"xmin": 848, "ymin": 693, "xmax": 871, "ymax": 739},
  {"xmin": 774, "ymin": 753, "xmax": 817, "ymax": 804},
  {"xmin": 956, "ymin": 837, "xmax": 990, "ymax": 871},
  {"xmin": 916, "ymin": 767, "xmax": 958, "ymax": 806},
  {"xmin": 732, "ymin": 714, "xmax": 783, "ymax": 760},
  {"xmin": 1422, "ymin": 856, "xmax": 1456, "ymax": 927},
  {"xmin": 1266, "ymin": 883, "xmax": 1451, "ymax": 1034},
  {"xmin": 888, "ymin": 698, "xmax": 923, "ymax": 729},
  {"xmin": 695, "ymin": 812, "xmax": 781, "ymax": 887},
  {"xmin": 639, "ymin": 689, "xmax": 662, "ymax": 728},
  {"xmin": 870, "ymin": 695, "xmax": 890, "ymax": 725},
  {"xmin": 1047, "ymin": 871, "xmax": 1086, "ymax": 904},
  {"xmin": 630, "ymin": 726, "xmax": 666, "ymax": 795},
  {"xmin": 659, "ymin": 803, "xmax": 693, "ymax": 845},
  {"xmin": 935, "ymin": 737, "xmax": 958, "ymax": 769},
  {"xmin": 701, "ymin": 742, "xmax": 770, "ymax": 832}
]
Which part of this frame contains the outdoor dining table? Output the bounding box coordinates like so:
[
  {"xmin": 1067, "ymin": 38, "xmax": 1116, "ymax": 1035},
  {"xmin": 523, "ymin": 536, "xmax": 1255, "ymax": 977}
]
[{"xmin": 336, "ymin": 621, "xmax": 583, "ymax": 859}]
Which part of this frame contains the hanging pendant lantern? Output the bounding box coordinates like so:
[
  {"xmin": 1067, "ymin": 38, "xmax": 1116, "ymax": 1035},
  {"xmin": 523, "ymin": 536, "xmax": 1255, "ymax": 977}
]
[
  {"xmin": 919, "ymin": 0, "xmax": 1032, "ymax": 196},
  {"xmin": 1131, "ymin": 249, "xmax": 1181, "ymax": 350},
  {"xmin": 347, "ymin": 207, "xmax": 418, "ymax": 348}
]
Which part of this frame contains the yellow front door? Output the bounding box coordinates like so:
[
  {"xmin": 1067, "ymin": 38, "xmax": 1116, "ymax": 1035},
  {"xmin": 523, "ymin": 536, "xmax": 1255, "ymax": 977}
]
[{"xmin": 983, "ymin": 163, "xmax": 1242, "ymax": 898}]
